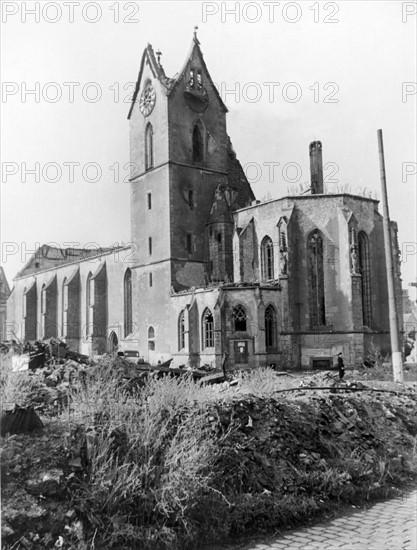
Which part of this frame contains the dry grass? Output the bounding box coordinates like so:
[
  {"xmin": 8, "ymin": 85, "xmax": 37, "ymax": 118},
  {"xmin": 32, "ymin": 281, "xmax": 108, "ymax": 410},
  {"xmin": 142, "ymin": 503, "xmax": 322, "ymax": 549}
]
[
  {"xmin": 2, "ymin": 355, "xmax": 416, "ymax": 549},
  {"xmin": 67, "ymin": 363, "xmax": 229, "ymax": 549},
  {"xmin": 232, "ymin": 366, "xmax": 295, "ymax": 397}
]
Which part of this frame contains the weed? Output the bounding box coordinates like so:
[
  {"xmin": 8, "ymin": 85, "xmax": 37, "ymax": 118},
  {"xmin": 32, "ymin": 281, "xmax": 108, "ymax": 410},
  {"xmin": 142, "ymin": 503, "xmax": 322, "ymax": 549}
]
[{"xmin": 68, "ymin": 368, "xmax": 228, "ymax": 549}]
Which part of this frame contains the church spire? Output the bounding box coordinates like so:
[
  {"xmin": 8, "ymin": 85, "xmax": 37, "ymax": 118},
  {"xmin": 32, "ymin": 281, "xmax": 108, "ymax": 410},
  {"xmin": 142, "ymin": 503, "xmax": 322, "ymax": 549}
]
[{"xmin": 193, "ymin": 25, "xmax": 200, "ymax": 45}]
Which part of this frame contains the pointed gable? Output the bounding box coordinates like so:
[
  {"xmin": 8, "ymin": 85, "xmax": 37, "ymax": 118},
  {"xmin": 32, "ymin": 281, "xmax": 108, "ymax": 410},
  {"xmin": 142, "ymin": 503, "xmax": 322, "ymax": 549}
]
[
  {"xmin": 168, "ymin": 34, "xmax": 228, "ymax": 113},
  {"xmin": 128, "ymin": 43, "xmax": 174, "ymax": 120}
]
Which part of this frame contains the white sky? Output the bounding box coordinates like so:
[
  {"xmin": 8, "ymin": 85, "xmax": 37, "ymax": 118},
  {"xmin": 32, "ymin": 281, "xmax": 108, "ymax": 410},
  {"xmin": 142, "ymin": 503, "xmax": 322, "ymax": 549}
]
[{"xmin": 1, "ymin": 0, "xmax": 416, "ymax": 299}]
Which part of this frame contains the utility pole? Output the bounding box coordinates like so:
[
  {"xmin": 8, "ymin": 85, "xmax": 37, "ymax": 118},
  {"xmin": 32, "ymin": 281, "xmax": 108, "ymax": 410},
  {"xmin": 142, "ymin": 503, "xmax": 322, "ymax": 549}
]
[{"xmin": 377, "ymin": 129, "xmax": 403, "ymax": 382}]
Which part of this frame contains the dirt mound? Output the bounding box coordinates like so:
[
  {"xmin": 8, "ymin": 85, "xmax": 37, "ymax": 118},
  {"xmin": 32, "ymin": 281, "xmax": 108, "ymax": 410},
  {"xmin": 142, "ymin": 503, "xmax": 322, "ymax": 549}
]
[{"xmin": 1, "ymin": 360, "xmax": 416, "ymax": 549}]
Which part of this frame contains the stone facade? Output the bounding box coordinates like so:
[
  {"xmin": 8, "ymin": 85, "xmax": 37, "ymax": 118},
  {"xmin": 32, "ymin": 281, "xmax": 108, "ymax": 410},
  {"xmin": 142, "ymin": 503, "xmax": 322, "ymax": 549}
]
[{"xmin": 5, "ymin": 35, "xmax": 403, "ymax": 370}]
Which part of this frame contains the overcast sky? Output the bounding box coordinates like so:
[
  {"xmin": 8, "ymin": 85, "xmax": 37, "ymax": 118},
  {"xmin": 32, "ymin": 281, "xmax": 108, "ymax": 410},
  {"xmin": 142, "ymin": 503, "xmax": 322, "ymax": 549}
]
[{"xmin": 1, "ymin": 0, "xmax": 416, "ymax": 298}]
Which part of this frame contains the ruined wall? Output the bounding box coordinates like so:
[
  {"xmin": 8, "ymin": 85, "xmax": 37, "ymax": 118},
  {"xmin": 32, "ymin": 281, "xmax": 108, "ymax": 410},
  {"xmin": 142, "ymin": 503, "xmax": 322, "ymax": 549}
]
[
  {"xmin": 170, "ymin": 287, "xmax": 220, "ymax": 369},
  {"xmin": 232, "ymin": 194, "xmax": 398, "ymax": 368},
  {"xmin": 7, "ymin": 249, "xmax": 128, "ymax": 355},
  {"xmin": 169, "ymin": 165, "xmax": 226, "ymax": 290},
  {"xmin": 167, "ymin": 44, "xmax": 229, "ymax": 289}
]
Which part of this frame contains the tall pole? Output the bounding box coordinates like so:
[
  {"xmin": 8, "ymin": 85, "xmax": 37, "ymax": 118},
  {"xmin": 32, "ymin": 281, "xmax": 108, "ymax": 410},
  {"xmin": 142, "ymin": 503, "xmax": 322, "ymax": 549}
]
[{"xmin": 377, "ymin": 129, "xmax": 403, "ymax": 382}]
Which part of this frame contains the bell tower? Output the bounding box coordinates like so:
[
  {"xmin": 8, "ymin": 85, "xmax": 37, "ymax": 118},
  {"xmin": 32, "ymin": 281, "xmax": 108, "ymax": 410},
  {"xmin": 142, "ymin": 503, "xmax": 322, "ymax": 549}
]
[
  {"xmin": 127, "ymin": 33, "xmax": 254, "ymax": 354},
  {"xmin": 164, "ymin": 30, "xmax": 231, "ymax": 289}
]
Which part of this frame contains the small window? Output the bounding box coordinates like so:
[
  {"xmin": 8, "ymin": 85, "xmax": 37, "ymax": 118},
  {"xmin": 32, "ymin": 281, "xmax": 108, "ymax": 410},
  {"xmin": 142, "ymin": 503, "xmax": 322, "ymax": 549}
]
[
  {"xmin": 197, "ymin": 71, "xmax": 202, "ymax": 90},
  {"xmin": 148, "ymin": 326, "xmax": 155, "ymax": 350},
  {"xmin": 145, "ymin": 123, "xmax": 154, "ymax": 171},
  {"xmin": 148, "ymin": 237, "xmax": 152, "ymax": 256},
  {"xmin": 186, "ymin": 233, "xmax": 193, "ymax": 253},
  {"xmin": 149, "ymin": 272, "xmax": 153, "ymax": 287},
  {"xmin": 233, "ymin": 305, "xmax": 247, "ymax": 332},
  {"xmin": 189, "ymin": 68, "xmax": 194, "ymax": 87},
  {"xmin": 147, "ymin": 193, "xmax": 152, "ymax": 210},
  {"xmin": 217, "ymin": 232, "xmax": 222, "ymax": 244},
  {"xmin": 202, "ymin": 308, "xmax": 214, "ymax": 348},
  {"xmin": 192, "ymin": 124, "xmax": 204, "ymax": 163},
  {"xmin": 188, "ymin": 190, "xmax": 194, "ymax": 210}
]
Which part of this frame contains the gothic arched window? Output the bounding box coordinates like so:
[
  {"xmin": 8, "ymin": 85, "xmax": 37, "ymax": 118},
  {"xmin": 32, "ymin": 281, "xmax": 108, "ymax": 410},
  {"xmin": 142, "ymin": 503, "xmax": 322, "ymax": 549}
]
[
  {"xmin": 124, "ymin": 269, "xmax": 133, "ymax": 337},
  {"xmin": 202, "ymin": 308, "xmax": 214, "ymax": 348},
  {"xmin": 233, "ymin": 305, "xmax": 247, "ymax": 332},
  {"xmin": 41, "ymin": 284, "xmax": 47, "ymax": 338},
  {"xmin": 265, "ymin": 305, "xmax": 277, "ymax": 349},
  {"xmin": 192, "ymin": 124, "xmax": 204, "ymax": 163},
  {"xmin": 62, "ymin": 278, "xmax": 68, "ymax": 337},
  {"xmin": 22, "ymin": 287, "xmax": 27, "ymax": 318},
  {"xmin": 178, "ymin": 310, "xmax": 185, "ymax": 350},
  {"xmin": 23, "ymin": 283, "xmax": 37, "ymax": 340},
  {"xmin": 261, "ymin": 236, "xmax": 274, "ymax": 281},
  {"xmin": 308, "ymin": 230, "xmax": 326, "ymax": 328},
  {"xmin": 86, "ymin": 272, "xmax": 94, "ymax": 336},
  {"xmin": 358, "ymin": 231, "xmax": 372, "ymax": 327},
  {"xmin": 145, "ymin": 123, "xmax": 154, "ymax": 170}
]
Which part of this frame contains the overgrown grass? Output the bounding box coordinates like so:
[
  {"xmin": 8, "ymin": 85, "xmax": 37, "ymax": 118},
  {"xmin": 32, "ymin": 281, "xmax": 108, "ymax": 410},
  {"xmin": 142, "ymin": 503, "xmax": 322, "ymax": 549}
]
[
  {"xmin": 2, "ymin": 356, "xmax": 416, "ymax": 549},
  {"xmin": 68, "ymin": 363, "xmax": 229, "ymax": 549},
  {"xmin": 234, "ymin": 366, "xmax": 287, "ymax": 397}
]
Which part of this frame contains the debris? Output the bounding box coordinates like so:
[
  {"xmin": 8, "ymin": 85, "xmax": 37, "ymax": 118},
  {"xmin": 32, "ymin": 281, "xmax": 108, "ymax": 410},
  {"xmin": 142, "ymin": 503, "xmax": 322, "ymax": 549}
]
[
  {"xmin": 54, "ymin": 535, "xmax": 64, "ymax": 548},
  {"xmin": 1, "ymin": 405, "xmax": 43, "ymax": 436},
  {"xmin": 246, "ymin": 416, "xmax": 253, "ymax": 428},
  {"xmin": 199, "ymin": 371, "xmax": 226, "ymax": 385},
  {"xmin": 25, "ymin": 469, "xmax": 64, "ymax": 497}
]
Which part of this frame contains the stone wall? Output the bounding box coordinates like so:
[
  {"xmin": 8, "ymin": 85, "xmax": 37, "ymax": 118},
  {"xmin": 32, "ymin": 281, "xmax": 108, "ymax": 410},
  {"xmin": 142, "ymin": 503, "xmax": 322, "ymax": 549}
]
[{"xmin": 6, "ymin": 248, "xmax": 129, "ymax": 355}]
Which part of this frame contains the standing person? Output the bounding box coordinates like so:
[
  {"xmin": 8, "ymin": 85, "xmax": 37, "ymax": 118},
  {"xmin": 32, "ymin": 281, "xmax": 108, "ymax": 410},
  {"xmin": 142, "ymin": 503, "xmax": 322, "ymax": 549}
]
[{"xmin": 337, "ymin": 352, "xmax": 345, "ymax": 379}]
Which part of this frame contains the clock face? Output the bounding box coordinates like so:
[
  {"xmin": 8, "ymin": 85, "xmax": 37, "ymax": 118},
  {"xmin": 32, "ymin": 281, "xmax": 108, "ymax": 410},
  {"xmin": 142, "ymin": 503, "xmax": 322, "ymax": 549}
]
[{"xmin": 139, "ymin": 84, "xmax": 156, "ymax": 117}]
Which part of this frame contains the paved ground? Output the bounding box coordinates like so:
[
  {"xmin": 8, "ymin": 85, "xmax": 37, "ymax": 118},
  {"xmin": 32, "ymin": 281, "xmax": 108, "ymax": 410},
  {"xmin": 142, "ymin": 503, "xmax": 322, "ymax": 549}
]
[{"xmin": 233, "ymin": 490, "xmax": 417, "ymax": 550}]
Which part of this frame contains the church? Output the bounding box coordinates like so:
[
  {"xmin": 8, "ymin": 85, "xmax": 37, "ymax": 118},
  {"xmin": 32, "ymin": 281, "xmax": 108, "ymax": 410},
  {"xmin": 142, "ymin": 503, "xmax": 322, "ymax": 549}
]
[{"xmin": 6, "ymin": 34, "xmax": 403, "ymax": 371}]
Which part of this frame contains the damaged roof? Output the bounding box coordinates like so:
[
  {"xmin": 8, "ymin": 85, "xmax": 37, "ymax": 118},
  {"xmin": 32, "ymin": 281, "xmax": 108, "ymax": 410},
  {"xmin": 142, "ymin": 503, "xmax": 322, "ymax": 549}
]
[
  {"xmin": 14, "ymin": 244, "xmax": 126, "ymax": 279},
  {"xmin": 128, "ymin": 33, "xmax": 227, "ymax": 119}
]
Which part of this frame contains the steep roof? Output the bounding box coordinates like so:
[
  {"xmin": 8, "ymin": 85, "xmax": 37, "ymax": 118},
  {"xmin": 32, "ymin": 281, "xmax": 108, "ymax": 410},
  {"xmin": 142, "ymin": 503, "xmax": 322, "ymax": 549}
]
[
  {"xmin": 128, "ymin": 33, "xmax": 227, "ymax": 119},
  {"xmin": 168, "ymin": 32, "xmax": 228, "ymax": 113},
  {"xmin": 127, "ymin": 43, "xmax": 175, "ymax": 119}
]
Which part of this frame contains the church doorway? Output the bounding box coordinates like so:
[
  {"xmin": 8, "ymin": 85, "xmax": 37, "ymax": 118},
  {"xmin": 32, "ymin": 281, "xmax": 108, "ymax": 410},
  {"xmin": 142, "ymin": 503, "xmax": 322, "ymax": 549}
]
[
  {"xmin": 233, "ymin": 340, "xmax": 249, "ymax": 365},
  {"xmin": 108, "ymin": 331, "xmax": 118, "ymax": 353}
]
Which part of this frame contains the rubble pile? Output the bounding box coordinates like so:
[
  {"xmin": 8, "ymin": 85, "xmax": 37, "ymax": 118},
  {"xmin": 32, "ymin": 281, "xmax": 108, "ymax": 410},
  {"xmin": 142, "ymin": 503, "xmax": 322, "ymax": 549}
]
[
  {"xmin": 1, "ymin": 357, "xmax": 416, "ymax": 549},
  {"xmin": 212, "ymin": 390, "xmax": 417, "ymax": 535},
  {"xmin": 1, "ymin": 360, "xmax": 85, "ymax": 419},
  {"xmin": 1, "ymin": 338, "xmax": 90, "ymax": 371}
]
